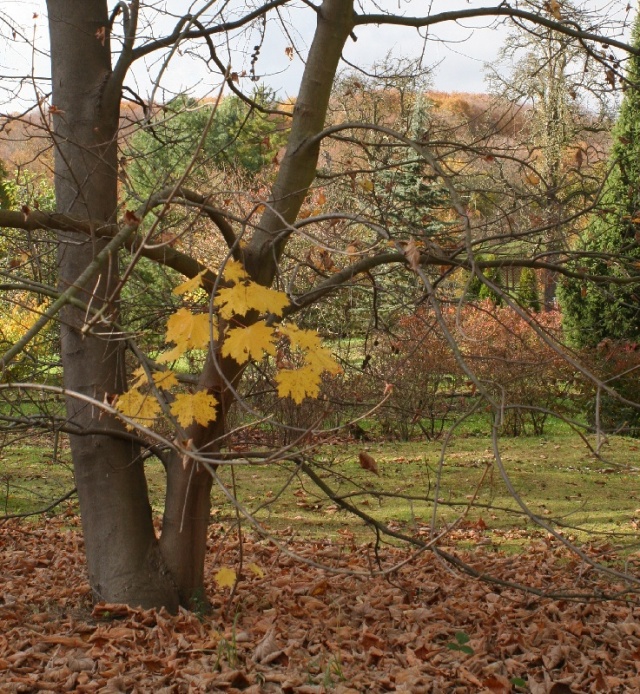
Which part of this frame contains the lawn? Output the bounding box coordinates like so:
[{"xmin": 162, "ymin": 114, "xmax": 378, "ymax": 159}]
[{"xmin": 2, "ymin": 425, "xmax": 638, "ymax": 553}]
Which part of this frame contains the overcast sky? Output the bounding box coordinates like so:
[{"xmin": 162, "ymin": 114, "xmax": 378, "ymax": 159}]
[{"xmin": 0, "ymin": 1, "xmax": 634, "ymax": 111}]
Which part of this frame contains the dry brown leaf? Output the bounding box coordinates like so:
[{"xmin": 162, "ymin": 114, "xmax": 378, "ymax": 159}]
[
  {"xmin": 252, "ymin": 626, "xmax": 278, "ymax": 663},
  {"xmin": 358, "ymin": 451, "xmax": 379, "ymax": 475},
  {"xmin": 403, "ymin": 239, "xmax": 420, "ymax": 272}
]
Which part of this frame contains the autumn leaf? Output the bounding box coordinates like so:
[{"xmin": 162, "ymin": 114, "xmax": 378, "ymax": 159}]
[
  {"xmin": 247, "ymin": 563, "xmax": 264, "ymax": 579},
  {"xmin": 359, "ymin": 177, "xmax": 374, "ymax": 192},
  {"xmin": 525, "ymin": 171, "xmax": 541, "ymax": 186},
  {"xmin": 279, "ymin": 324, "xmax": 321, "ymax": 352},
  {"xmin": 173, "ymin": 269, "xmax": 208, "ymax": 296},
  {"xmin": 116, "ymin": 389, "xmax": 161, "ymax": 430},
  {"xmin": 131, "ymin": 366, "xmax": 148, "ymax": 387},
  {"xmin": 170, "ymin": 391, "xmax": 218, "ymax": 427},
  {"xmin": 214, "ymin": 566, "xmax": 236, "ymax": 589},
  {"xmin": 358, "ymin": 451, "xmax": 379, "ymax": 476},
  {"xmin": 275, "ymin": 365, "xmax": 321, "ymax": 404},
  {"xmin": 305, "ymin": 344, "xmax": 342, "ymax": 375},
  {"xmin": 165, "ymin": 308, "xmax": 212, "ymax": 352},
  {"xmin": 403, "ymin": 239, "xmax": 421, "ymax": 272},
  {"xmin": 223, "ymin": 259, "xmax": 249, "ymax": 284},
  {"xmin": 222, "ymin": 323, "xmax": 277, "ymax": 364},
  {"xmin": 547, "ymin": 0, "xmax": 562, "ymax": 19},
  {"xmin": 215, "ymin": 282, "xmax": 289, "ymax": 319},
  {"xmin": 152, "ymin": 370, "xmax": 179, "ymax": 390}
]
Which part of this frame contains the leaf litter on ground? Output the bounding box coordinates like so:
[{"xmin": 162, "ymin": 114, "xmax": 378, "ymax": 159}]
[{"xmin": 1, "ymin": 517, "xmax": 640, "ymax": 692}]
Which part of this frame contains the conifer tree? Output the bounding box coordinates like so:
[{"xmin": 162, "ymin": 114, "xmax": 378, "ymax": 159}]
[
  {"xmin": 558, "ymin": 10, "xmax": 640, "ymax": 346},
  {"xmin": 517, "ymin": 267, "xmax": 541, "ymax": 312}
]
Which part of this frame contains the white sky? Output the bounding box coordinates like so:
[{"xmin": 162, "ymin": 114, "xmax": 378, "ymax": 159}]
[{"xmin": 0, "ymin": 1, "xmax": 634, "ymax": 111}]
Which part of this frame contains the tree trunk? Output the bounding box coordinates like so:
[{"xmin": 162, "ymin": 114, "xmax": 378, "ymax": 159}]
[
  {"xmin": 47, "ymin": 0, "xmax": 355, "ymax": 612},
  {"xmin": 48, "ymin": 0, "xmax": 179, "ymax": 610}
]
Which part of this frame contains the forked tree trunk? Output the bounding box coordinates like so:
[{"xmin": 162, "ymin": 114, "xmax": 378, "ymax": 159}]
[
  {"xmin": 47, "ymin": 0, "xmax": 354, "ymax": 611},
  {"xmin": 48, "ymin": 0, "xmax": 179, "ymax": 610}
]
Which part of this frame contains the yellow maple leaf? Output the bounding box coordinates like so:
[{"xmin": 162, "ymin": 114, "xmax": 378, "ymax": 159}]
[
  {"xmin": 359, "ymin": 177, "xmax": 374, "ymax": 192},
  {"xmin": 170, "ymin": 391, "xmax": 218, "ymax": 427},
  {"xmin": 279, "ymin": 324, "xmax": 341, "ymax": 375},
  {"xmin": 248, "ymin": 563, "xmax": 264, "ymax": 579},
  {"xmin": 156, "ymin": 345, "xmax": 184, "ymax": 365},
  {"xmin": 116, "ymin": 389, "xmax": 161, "ymax": 429},
  {"xmin": 165, "ymin": 308, "xmax": 212, "ymax": 352},
  {"xmin": 548, "ymin": 0, "xmax": 562, "ymax": 20},
  {"xmin": 214, "ymin": 566, "xmax": 237, "ymax": 589},
  {"xmin": 223, "ymin": 259, "xmax": 249, "ymax": 284},
  {"xmin": 305, "ymin": 344, "xmax": 342, "ymax": 375},
  {"xmin": 131, "ymin": 366, "xmax": 148, "ymax": 387},
  {"xmin": 172, "ymin": 269, "xmax": 208, "ymax": 296},
  {"xmin": 214, "ymin": 282, "xmax": 289, "ymax": 319},
  {"xmin": 222, "ymin": 323, "xmax": 277, "ymax": 364},
  {"xmin": 275, "ymin": 365, "xmax": 321, "ymax": 404},
  {"xmin": 279, "ymin": 324, "xmax": 322, "ymax": 352},
  {"xmin": 152, "ymin": 370, "xmax": 179, "ymax": 390}
]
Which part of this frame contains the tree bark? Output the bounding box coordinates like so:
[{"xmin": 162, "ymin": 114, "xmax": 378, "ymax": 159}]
[
  {"xmin": 45, "ymin": 0, "xmax": 355, "ymax": 611},
  {"xmin": 47, "ymin": 0, "xmax": 179, "ymax": 610}
]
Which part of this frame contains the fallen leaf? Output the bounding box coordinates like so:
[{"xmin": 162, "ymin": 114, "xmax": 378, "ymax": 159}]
[
  {"xmin": 358, "ymin": 451, "xmax": 379, "ymax": 476},
  {"xmin": 252, "ymin": 627, "xmax": 279, "ymax": 663}
]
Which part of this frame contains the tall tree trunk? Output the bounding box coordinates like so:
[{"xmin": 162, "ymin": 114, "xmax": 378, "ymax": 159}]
[{"xmin": 48, "ymin": 0, "xmax": 179, "ymax": 610}]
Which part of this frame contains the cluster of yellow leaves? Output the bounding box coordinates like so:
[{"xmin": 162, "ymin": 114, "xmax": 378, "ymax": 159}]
[
  {"xmin": 218, "ymin": 262, "xmax": 341, "ymax": 404},
  {"xmin": 116, "ymin": 260, "xmax": 341, "ymax": 430},
  {"xmin": 0, "ymin": 297, "xmax": 51, "ymax": 378},
  {"xmin": 116, "ymin": 270, "xmax": 218, "ymax": 430}
]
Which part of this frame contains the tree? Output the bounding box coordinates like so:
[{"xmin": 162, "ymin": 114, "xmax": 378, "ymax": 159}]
[
  {"xmin": 486, "ymin": 0, "xmax": 617, "ymax": 310},
  {"xmin": 559, "ymin": 9, "xmax": 640, "ymax": 347},
  {"xmin": 0, "ymin": 1, "xmax": 637, "ymax": 611},
  {"xmin": 517, "ymin": 267, "xmax": 541, "ymax": 312}
]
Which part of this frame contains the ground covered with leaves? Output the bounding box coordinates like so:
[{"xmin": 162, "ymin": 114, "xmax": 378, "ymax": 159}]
[{"xmin": 1, "ymin": 517, "xmax": 640, "ymax": 693}]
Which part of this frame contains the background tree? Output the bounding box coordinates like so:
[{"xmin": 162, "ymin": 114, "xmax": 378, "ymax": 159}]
[
  {"xmin": 486, "ymin": 0, "xmax": 616, "ymax": 309},
  {"xmin": 517, "ymin": 266, "xmax": 541, "ymax": 312},
  {"xmin": 559, "ymin": 9, "xmax": 640, "ymax": 347}
]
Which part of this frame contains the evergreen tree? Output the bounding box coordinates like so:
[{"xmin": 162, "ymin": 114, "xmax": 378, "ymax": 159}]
[
  {"xmin": 558, "ymin": 11, "xmax": 640, "ymax": 346},
  {"xmin": 376, "ymin": 93, "xmax": 450, "ymax": 240},
  {"xmin": 517, "ymin": 267, "xmax": 541, "ymax": 312}
]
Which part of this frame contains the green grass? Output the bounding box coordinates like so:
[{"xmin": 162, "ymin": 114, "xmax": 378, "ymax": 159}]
[
  {"xmin": 2, "ymin": 427, "xmax": 638, "ymax": 553},
  {"xmin": 205, "ymin": 431, "xmax": 640, "ymax": 550}
]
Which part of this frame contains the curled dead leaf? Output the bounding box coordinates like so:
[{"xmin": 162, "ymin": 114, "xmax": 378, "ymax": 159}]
[
  {"xmin": 252, "ymin": 626, "xmax": 279, "ymax": 663},
  {"xmin": 358, "ymin": 451, "xmax": 379, "ymax": 476},
  {"xmin": 403, "ymin": 239, "xmax": 420, "ymax": 272}
]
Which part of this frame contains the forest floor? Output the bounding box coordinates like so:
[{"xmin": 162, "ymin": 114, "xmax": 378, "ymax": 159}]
[{"xmin": 2, "ymin": 516, "xmax": 640, "ymax": 693}]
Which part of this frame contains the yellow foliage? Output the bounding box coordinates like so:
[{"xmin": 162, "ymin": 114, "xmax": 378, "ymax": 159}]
[
  {"xmin": 222, "ymin": 323, "xmax": 277, "ymax": 364},
  {"xmin": 165, "ymin": 308, "xmax": 212, "ymax": 352},
  {"xmin": 279, "ymin": 323, "xmax": 341, "ymax": 377},
  {"xmin": 279, "ymin": 323, "xmax": 322, "ymax": 352},
  {"xmin": 275, "ymin": 364, "xmax": 322, "ymax": 404},
  {"xmin": 223, "ymin": 259, "xmax": 249, "ymax": 284},
  {"xmin": 214, "ymin": 282, "xmax": 289, "ymax": 319},
  {"xmin": 170, "ymin": 391, "xmax": 219, "ymax": 427},
  {"xmin": 116, "ymin": 267, "xmax": 340, "ymax": 433},
  {"xmin": 247, "ymin": 563, "xmax": 264, "ymax": 578},
  {"xmin": 172, "ymin": 269, "xmax": 208, "ymax": 296},
  {"xmin": 116, "ymin": 389, "xmax": 162, "ymax": 430},
  {"xmin": 152, "ymin": 370, "xmax": 179, "ymax": 390},
  {"xmin": 214, "ymin": 566, "xmax": 237, "ymax": 589}
]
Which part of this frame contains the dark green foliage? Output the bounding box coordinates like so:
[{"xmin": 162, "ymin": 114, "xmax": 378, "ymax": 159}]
[
  {"xmin": 517, "ymin": 267, "xmax": 541, "ymax": 311},
  {"xmin": 127, "ymin": 88, "xmax": 287, "ymax": 196},
  {"xmin": 377, "ymin": 157, "xmax": 450, "ymax": 238},
  {"xmin": 558, "ymin": 14, "xmax": 640, "ymax": 347}
]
